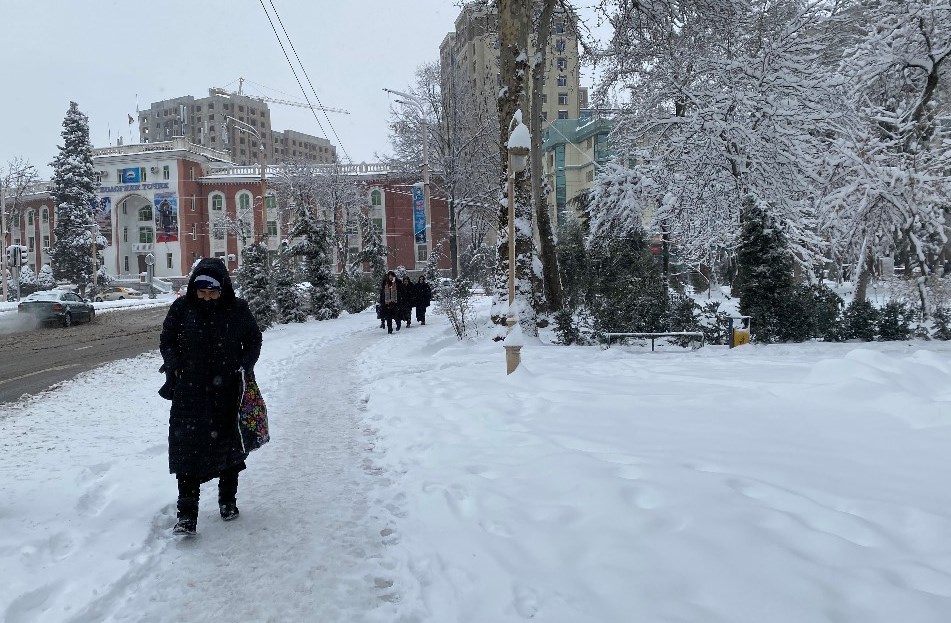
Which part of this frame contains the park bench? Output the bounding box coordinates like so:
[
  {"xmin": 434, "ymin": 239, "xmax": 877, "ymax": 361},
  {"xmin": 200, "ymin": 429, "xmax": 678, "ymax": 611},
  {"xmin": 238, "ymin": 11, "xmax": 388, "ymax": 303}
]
[{"xmin": 604, "ymin": 332, "xmax": 705, "ymax": 351}]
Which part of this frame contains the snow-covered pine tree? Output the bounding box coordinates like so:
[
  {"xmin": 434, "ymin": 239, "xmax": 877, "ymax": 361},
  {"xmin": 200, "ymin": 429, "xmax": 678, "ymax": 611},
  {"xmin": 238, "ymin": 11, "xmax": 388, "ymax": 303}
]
[
  {"xmin": 49, "ymin": 102, "xmax": 98, "ymax": 296},
  {"xmin": 356, "ymin": 209, "xmax": 388, "ymax": 283},
  {"xmin": 273, "ymin": 241, "xmax": 307, "ymax": 324},
  {"xmin": 735, "ymin": 196, "xmax": 796, "ymax": 343},
  {"xmin": 288, "ymin": 201, "xmax": 340, "ymax": 321},
  {"xmin": 237, "ymin": 242, "xmax": 275, "ymax": 330},
  {"xmin": 36, "ymin": 264, "xmax": 56, "ymax": 290}
]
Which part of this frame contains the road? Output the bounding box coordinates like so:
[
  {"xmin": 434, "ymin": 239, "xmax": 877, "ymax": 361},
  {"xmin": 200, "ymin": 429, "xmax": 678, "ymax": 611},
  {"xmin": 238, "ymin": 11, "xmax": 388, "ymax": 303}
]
[{"xmin": 0, "ymin": 306, "xmax": 168, "ymax": 404}]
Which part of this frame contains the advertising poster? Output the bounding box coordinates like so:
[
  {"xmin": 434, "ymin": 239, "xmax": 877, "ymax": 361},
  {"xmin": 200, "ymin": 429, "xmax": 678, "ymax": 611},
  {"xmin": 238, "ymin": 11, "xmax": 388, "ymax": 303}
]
[
  {"xmin": 154, "ymin": 192, "xmax": 179, "ymax": 243},
  {"xmin": 94, "ymin": 197, "xmax": 113, "ymax": 246},
  {"xmin": 412, "ymin": 183, "xmax": 426, "ymax": 244},
  {"xmin": 119, "ymin": 167, "xmax": 142, "ymax": 184}
]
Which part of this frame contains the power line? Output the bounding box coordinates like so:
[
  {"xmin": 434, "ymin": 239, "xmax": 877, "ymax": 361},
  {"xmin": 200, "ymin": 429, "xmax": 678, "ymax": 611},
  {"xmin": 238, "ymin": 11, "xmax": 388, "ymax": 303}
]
[{"xmin": 257, "ymin": 0, "xmax": 353, "ymax": 163}]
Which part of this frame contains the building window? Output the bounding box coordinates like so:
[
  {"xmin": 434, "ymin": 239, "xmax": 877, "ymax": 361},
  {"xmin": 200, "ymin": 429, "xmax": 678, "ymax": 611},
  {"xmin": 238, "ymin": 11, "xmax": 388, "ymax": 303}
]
[
  {"xmin": 416, "ymin": 244, "xmax": 428, "ymax": 263},
  {"xmin": 372, "ymin": 217, "xmax": 383, "ymax": 232},
  {"xmin": 370, "ymin": 189, "xmax": 382, "ymax": 206},
  {"xmin": 558, "ymin": 92, "xmax": 569, "ymax": 105},
  {"xmin": 212, "ymin": 194, "xmax": 223, "ymax": 211},
  {"xmin": 542, "ymin": 94, "xmax": 548, "ymax": 104},
  {"xmin": 557, "ymin": 57, "xmax": 567, "ymax": 70},
  {"xmin": 163, "ymin": 165, "xmax": 170, "ymax": 180},
  {"xmin": 122, "ymin": 200, "xmax": 127, "ymax": 215},
  {"xmin": 557, "ymin": 75, "xmax": 568, "ymax": 87},
  {"xmin": 27, "ymin": 211, "xmax": 34, "ymax": 226},
  {"xmin": 139, "ymin": 227, "xmax": 154, "ymax": 243},
  {"xmin": 239, "ymin": 194, "xmax": 251, "ymax": 211},
  {"xmin": 266, "ymin": 220, "xmax": 278, "ymax": 236},
  {"xmin": 41, "ymin": 208, "xmax": 49, "ymax": 223},
  {"xmin": 138, "ymin": 206, "xmax": 153, "ymax": 221},
  {"xmin": 558, "ymin": 110, "xmax": 569, "ymax": 120},
  {"xmin": 191, "ymin": 195, "xmax": 196, "ymax": 212},
  {"xmin": 42, "ymin": 235, "xmax": 50, "ymax": 249},
  {"xmin": 555, "ymin": 21, "xmax": 565, "ymax": 34},
  {"xmin": 167, "ymin": 253, "xmax": 174, "ymax": 269},
  {"xmin": 265, "ymin": 195, "xmax": 276, "ymax": 211},
  {"xmin": 28, "ymin": 237, "xmax": 34, "ymax": 252},
  {"xmin": 124, "ymin": 256, "xmax": 129, "ymax": 272},
  {"xmin": 123, "ymin": 227, "xmax": 128, "ymax": 243},
  {"xmin": 555, "ymin": 38, "xmax": 566, "ymax": 53},
  {"xmin": 586, "ymin": 169, "xmax": 595, "ymax": 183}
]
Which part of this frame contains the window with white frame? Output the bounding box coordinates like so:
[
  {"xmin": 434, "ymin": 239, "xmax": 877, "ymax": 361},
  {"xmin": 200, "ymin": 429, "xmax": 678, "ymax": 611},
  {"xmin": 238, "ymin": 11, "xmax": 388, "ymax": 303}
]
[
  {"xmin": 370, "ymin": 189, "xmax": 382, "ymax": 206},
  {"xmin": 416, "ymin": 244, "xmax": 428, "ymax": 262},
  {"xmin": 139, "ymin": 227, "xmax": 153, "ymax": 243},
  {"xmin": 211, "ymin": 194, "xmax": 223, "ymax": 211},
  {"xmin": 41, "ymin": 207, "xmax": 49, "ymax": 223}
]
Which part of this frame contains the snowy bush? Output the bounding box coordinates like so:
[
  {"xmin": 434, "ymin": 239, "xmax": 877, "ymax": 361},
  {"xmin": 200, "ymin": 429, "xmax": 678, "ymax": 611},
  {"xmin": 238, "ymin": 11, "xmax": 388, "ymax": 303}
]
[
  {"xmin": 438, "ymin": 276, "xmax": 476, "ymax": 340},
  {"xmin": 840, "ymin": 300, "xmax": 880, "ymax": 342},
  {"xmin": 931, "ymin": 307, "xmax": 951, "ymax": 341},
  {"xmin": 337, "ymin": 267, "xmax": 376, "ymax": 315},
  {"xmin": 238, "ymin": 243, "xmax": 275, "ymax": 331},
  {"xmin": 877, "ymin": 302, "xmax": 915, "ymax": 342}
]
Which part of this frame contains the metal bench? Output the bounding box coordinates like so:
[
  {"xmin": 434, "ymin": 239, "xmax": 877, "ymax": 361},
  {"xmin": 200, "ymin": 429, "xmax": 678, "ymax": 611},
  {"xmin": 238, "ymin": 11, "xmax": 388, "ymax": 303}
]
[{"xmin": 604, "ymin": 332, "xmax": 705, "ymax": 351}]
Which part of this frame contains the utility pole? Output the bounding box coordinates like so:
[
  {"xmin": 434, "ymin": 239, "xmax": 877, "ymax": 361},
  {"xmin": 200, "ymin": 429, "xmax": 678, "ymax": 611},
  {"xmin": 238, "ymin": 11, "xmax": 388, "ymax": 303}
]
[{"xmin": 1, "ymin": 177, "xmax": 7, "ymax": 303}]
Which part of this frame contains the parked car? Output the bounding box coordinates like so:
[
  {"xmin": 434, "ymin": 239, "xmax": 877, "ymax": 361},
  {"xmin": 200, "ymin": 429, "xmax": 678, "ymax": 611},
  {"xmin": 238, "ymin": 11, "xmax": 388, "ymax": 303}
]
[
  {"xmin": 94, "ymin": 286, "xmax": 143, "ymax": 302},
  {"xmin": 17, "ymin": 290, "xmax": 96, "ymax": 327}
]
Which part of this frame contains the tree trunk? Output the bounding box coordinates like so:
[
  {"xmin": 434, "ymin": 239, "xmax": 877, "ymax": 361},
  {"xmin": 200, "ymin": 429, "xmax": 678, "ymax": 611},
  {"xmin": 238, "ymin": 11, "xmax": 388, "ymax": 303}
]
[
  {"xmin": 448, "ymin": 195, "xmax": 459, "ymax": 278},
  {"xmin": 530, "ymin": 0, "xmax": 564, "ymax": 313},
  {"xmin": 495, "ymin": 0, "xmax": 538, "ymax": 333},
  {"xmin": 854, "ymin": 253, "xmax": 874, "ymax": 304}
]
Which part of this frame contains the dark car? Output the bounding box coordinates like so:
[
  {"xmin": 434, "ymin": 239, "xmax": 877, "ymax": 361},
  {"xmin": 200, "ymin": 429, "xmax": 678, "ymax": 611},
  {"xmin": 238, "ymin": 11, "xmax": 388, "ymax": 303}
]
[{"xmin": 17, "ymin": 290, "xmax": 96, "ymax": 327}]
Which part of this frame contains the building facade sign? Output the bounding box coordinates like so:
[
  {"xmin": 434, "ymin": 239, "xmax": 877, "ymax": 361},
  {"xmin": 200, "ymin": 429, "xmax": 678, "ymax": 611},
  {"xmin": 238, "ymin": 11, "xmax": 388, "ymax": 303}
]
[
  {"xmin": 98, "ymin": 182, "xmax": 171, "ymax": 194},
  {"xmin": 412, "ymin": 183, "xmax": 426, "ymax": 244},
  {"xmin": 154, "ymin": 192, "xmax": 179, "ymax": 243}
]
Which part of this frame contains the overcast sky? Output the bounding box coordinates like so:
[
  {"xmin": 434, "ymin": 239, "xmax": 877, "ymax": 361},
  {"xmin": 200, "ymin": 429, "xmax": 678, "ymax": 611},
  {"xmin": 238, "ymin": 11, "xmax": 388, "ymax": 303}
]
[{"xmin": 0, "ymin": 0, "xmax": 467, "ymax": 178}]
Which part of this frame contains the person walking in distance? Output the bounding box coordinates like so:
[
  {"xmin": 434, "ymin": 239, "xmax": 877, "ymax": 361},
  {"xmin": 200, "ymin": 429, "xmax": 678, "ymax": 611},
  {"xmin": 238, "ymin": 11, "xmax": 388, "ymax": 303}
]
[
  {"xmin": 400, "ymin": 275, "xmax": 416, "ymax": 328},
  {"xmin": 159, "ymin": 258, "xmax": 262, "ymax": 536},
  {"xmin": 415, "ymin": 275, "xmax": 432, "ymax": 325},
  {"xmin": 379, "ymin": 271, "xmax": 401, "ymax": 334}
]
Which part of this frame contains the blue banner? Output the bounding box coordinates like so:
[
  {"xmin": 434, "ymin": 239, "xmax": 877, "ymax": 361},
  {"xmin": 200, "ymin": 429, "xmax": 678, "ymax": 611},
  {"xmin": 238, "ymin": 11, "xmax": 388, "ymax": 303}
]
[
  {"xmin": 412, "ymin": 184, "xmax": 426, "ymax": 244},
  {"xmin": 119, "ymin": 167, "xmax": 141, "ymax": 184}
]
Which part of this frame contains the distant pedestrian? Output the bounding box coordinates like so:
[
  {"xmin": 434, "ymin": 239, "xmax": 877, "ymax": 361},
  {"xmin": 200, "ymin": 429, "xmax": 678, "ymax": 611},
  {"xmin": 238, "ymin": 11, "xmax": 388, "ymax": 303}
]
[
  {"xmin": 401, "ymin": 275, "xmax": 416, "ymax": 327},
  {"xmin": 415, "ymin": 275, "xmax": 432, "ymax": 325},
  {"xmin": 379, "ymin": 271, "xmax": 401, "ymax": 333},
  {"xmin": 159, "ymin": 258, "xmax": 262, "ymax": 536}
]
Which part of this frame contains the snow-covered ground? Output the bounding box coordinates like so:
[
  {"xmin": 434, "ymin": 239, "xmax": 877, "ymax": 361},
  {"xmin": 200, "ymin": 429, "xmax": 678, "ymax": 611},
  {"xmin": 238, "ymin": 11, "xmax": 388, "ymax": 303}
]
[{"xmin": 2, "ymin": 298, "xmax": 950, "ymax": 622}]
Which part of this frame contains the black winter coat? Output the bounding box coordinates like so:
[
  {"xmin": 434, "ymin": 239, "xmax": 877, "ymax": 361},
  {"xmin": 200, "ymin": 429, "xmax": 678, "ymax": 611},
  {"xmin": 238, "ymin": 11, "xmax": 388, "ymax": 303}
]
[
  {"xmin": 415, "ymin": 282, "xmax": 432, "ymax": 307},
  {"xmin": 160, "ymin": 259, "xmax": 262, "ymax": 480}
]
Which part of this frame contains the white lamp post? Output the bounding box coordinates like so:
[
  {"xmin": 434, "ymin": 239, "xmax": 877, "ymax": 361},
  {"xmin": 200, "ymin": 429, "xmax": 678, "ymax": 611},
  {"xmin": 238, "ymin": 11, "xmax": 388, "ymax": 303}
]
[
  {"xmin": 382, "ymin": 88, "xmax": 432, "ymax": 267},
  {"xmin": 225, "ymin": 116, "xmax": 267, "ymax": 243},
  {"xmin": 504, "ymin": 111, "xmax": 531, "ymax": 375}
]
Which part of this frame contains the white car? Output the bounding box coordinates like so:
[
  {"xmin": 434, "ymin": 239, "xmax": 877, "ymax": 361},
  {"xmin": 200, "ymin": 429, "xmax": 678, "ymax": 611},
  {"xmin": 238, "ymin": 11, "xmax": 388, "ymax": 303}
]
[{"xmin": 94, "ymin": 286, "xmax": 144, "ymax": 302}]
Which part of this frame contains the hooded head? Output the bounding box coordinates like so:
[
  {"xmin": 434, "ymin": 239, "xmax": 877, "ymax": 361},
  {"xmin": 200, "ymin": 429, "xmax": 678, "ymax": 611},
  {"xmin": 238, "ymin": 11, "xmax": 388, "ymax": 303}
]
[{"xmin": 186, "ymin": 258, "xmax": 236, "ymax": 307}]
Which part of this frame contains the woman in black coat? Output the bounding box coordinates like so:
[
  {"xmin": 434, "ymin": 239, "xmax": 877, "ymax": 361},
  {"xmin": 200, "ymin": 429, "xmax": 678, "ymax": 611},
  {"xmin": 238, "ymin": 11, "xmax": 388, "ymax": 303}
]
[
  {"xmin": 414, "ymin": 275, "xmax": 432, "ymax": 325},
  {"xmin": 379, "ymin": 270, "xmax": 401, "ymax": 333},
  {"xmin": 160, "ymin": 258, "xmax": 262, "ymax": 536},
  {"xmin": 400, "ymin": 275, "xmax": 416, "ymax": 327}
]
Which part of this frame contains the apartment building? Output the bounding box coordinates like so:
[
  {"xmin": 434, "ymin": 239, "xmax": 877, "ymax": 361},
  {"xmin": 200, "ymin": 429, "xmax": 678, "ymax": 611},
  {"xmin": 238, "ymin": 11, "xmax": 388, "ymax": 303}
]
[
  {"xmin": 439, "ymin": 3, "xmax": 587, "ymax": 128},
  {"xmin": 541, "ymin": 111, "xmax": 615, "ymax": 227},
  {"xmin": 138, "ymin": 89, "xmax": 336, "ymax": 167}
]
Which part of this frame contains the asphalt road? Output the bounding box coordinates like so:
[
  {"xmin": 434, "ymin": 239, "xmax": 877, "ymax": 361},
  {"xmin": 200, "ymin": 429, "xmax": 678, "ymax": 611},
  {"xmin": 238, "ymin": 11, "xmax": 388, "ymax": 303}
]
[{"xmin": 0, "ymin": 306, "xmax": 168, "ymax": 404}]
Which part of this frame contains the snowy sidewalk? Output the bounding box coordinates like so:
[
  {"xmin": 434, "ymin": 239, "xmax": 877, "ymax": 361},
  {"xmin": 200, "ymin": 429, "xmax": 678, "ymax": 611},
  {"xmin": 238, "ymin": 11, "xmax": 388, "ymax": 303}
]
[{"xmin": 0, "ymin": 314, "xmax": 397, "ymax": 623}]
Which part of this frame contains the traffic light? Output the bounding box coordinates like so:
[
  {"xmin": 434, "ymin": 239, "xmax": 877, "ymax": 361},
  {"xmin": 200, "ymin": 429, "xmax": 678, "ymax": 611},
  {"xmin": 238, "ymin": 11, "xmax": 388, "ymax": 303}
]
[
  {"xmin": 4, "ymin": 246, "xmax": 12, "ymax": 269},
  {"xmin": 18, "ymin": 245, "xmax": 28, "ymax": 268}
]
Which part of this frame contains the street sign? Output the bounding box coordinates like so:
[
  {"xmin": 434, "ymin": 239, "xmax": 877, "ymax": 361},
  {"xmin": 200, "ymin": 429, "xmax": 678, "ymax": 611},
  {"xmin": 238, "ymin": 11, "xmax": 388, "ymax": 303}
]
[{"xmin": 144, "ymin": 253, "xmax": 155, "ymax": 266}]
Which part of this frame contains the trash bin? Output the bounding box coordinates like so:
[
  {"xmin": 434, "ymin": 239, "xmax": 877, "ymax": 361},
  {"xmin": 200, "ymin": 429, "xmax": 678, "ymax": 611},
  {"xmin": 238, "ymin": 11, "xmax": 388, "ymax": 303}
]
[{"xmin": 729, "ymin": 316, "xmax": 751, "ymax": 348}]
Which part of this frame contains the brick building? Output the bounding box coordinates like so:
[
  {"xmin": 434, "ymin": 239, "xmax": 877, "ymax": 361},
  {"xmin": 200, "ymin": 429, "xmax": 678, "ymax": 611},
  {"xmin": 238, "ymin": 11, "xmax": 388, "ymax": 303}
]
[{"xmin": 2, "ymin": 139, "xmax": 449, "ymax": 282}]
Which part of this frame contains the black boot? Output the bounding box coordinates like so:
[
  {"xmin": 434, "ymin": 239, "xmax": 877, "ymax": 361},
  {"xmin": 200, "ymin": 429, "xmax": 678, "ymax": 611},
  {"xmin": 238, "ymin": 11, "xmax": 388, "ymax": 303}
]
[
  {"xmin": 174, "ymin": 476, "xmax": 200, "ymax": 536},
  {"xmin": 218, "ymin": 468, "xmax": 240, "ymax": 521}
]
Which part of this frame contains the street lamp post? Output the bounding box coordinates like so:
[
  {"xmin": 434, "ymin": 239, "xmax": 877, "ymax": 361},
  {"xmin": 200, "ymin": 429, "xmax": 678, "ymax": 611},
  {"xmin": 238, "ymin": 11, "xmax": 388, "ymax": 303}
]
[
  {"xmin": 504, "ymin": 111, "xmax": 531, "ymax": 375},
  {"xmin": 382, "ymin": 88, "xmax": 432, "ymax": 267},
  {"xmin": 225, "ymin": 116, "xmax": 267, "ymax": 242},
  {"xmin": 1, "ymin": 177, "xmax": 7, "ymax": 303}
]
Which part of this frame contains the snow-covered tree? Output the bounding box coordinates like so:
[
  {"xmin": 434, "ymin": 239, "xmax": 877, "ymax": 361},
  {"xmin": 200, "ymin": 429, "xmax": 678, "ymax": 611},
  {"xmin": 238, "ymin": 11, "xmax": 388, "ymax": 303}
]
[
  {"xmin": 49, "ymin": 102, "xmax": 99, "ymax": 296},
  {"xmin": 385, "ymin": 61, "xmax": 500, "ymax": 278},
  {"xmin": 273, "ymin": 241, "xmax": 307, "ymax": 324},
  {"xmin": 593, "ymin": 0, "xmax": 852, "ymax": 274},
  {"xmin": 2, "ymin": 157, "xmax": 41, "ymax": 231},
  {"xmin": 272, "ymin": 160, "xmax": 343, "ymax": 321},
  {"xmin": 819, "ymin": 0, "xmax": 951, "ymax": 316},
  {"xmin": 355, "ymin": 209, "xmax": 388, "ymax": 283},
  {"xmin": 36, "ymin": 264, "xmax": 56, "ymax": 290},
  {"xmin": 237, "ymin": 242, "xmax": 274, "ymax": 330}
]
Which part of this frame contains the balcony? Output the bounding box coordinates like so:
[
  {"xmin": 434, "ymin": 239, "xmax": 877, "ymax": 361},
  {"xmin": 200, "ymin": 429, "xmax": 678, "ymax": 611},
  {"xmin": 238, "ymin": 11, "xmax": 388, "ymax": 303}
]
[{"xmin": 132, "ymin": 243, "xmax": 154, "ymax": 253}]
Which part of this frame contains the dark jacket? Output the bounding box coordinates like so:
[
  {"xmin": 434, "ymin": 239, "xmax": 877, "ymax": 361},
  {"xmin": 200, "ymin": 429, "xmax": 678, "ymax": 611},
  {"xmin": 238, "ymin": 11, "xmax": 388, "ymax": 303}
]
[
  {"xmin": 415, "ymin": 281, "xmax": 432, "ymax": 308},
  {"xmin": 399, "ymin": 280, "xmax": 416, "ymax": 312},
  {"xmin": 160, "ymin": 258, "xmax": 262, "ymax": 480}
]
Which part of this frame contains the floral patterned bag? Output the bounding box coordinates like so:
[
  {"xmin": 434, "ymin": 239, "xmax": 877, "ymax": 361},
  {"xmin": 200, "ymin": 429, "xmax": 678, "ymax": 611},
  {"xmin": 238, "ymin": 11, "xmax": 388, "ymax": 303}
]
[{"xmin": 238, "ymin": 370, "xmax": 270, "ymax": 452}]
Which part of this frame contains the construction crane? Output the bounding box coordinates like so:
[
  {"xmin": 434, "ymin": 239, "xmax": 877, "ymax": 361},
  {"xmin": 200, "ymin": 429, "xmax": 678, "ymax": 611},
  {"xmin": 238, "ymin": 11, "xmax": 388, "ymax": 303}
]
[{"xmin": 211, "ymin": 77, "xmax": 349, "ymax": 114}]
